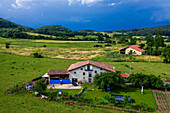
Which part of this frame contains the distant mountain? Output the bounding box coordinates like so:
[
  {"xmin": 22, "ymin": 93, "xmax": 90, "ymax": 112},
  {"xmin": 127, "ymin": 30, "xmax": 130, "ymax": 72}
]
[
  {"xmin": 0, "ymin": 18, "xmax": 34, "ymax": 31},
  {"xmin": 114, "ymin": 24, "xmax": 170, "ymax": 36}
]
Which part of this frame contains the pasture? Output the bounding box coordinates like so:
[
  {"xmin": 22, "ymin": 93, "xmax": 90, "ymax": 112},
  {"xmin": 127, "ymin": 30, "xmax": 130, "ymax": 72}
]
[
  {"xmin": 0, "ymin": 53, "xmax": 162, "ymax": 112},
  {"xmin": 0, "ymin": 37, "xmax": 165, "ymax": 62},
  {"xmin": 0, "ymin": 53, "xmax": 120, "ymax": 113}
]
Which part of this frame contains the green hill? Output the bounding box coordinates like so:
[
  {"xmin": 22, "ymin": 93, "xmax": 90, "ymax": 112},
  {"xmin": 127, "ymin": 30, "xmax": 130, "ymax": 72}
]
[
  {"xmin": 0, "ymin": 18, "xmax": 34, "ymax": 31},
  {"xmin": 114, "ymin": 24, "xmax": 170, "ymax": 36},
  {"xmin": 35, "ymin": 25, "xmax": 72, "ymax": 34}
]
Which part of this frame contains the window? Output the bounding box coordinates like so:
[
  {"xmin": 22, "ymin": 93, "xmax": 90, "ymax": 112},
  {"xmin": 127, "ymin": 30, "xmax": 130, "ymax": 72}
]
[
  {"xmin": 89, "ymin": 72, "xmax": 92, "ymax": 77},
  {"xmin": 89, "ymin": 80, "xmax": 91, "ymax": 83},
  {"xmin": 83, "ymin": 77, "xmax": 85, "ymax": 79},
  {"xmin": 85, "ymin": 64, "xmax": 92, "ymax": 71},
  {"xmin": 83, "ymin": 72, "xmax": 85, "ymax": 75},
  {"xmin": 100, "ymin": 68, "xmax": 103, "ymax": 70},
  {"xmin": 80, "ymin": 68, "xmax": 83, "ymax": 70},
  {"xmin": 95, "ymin": 70, "xmax": 97, "ymax": 73},
  {"xmin": 74, "ymin": 72, "xmax": 76, "ymax": 74}
]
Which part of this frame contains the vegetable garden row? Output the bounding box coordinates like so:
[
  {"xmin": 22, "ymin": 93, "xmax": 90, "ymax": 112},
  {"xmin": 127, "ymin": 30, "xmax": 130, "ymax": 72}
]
[{"xmin": 152, "ymin": 90, "xmax": 170, "ymax": 111}]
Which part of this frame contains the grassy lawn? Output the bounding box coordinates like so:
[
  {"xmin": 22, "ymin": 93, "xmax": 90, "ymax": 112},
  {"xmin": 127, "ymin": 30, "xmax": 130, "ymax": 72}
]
[
  {"xmin": 0, "ymin": 52, "xmax": 168, "ymax": 112},
  {"xmin": 0, "ymin": 53, "xmax": 120, "ymax": 113},
  {"xmin": 82, "ymin": 84, "xmax": 157, "ymax": 109},
  {"xmin": 45, "ymin": 83, "xmax": 157, "ymax": 110}
]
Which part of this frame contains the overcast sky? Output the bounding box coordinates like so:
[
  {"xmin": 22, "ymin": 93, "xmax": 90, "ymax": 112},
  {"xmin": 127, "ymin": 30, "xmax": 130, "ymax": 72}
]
[{"xmin": 0, "ymin": 0, "xmax": 170, "ymax": 31}]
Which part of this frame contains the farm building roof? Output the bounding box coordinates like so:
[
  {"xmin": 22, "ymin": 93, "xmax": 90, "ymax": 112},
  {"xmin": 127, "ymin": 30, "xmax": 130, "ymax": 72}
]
[
  {"xmin": 119, "ymin": 73, "xmax": 130, "ymax": 78},
  {"xmin": 119, "ymin": 45, "xmax": 145, "ymax": 52},
  {"xmin": 68, "ymin": 60, "xmax": 115, "ymax": 72},
  {"xmin": 129, "ymin": 45, "xmax": 145, "ymax": 52},
  {"xmin": 48, "ymin": 69, "xmax": 69, "ymax": 75}
]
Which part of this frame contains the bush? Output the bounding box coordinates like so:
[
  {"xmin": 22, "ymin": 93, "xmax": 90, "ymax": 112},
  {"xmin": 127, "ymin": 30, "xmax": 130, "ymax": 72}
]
[
  {"xmin": 34, "ymin": 79, "xmax": 47, "ymax": 94},
  {"xmin": 32, "ymin": 53, "xmax": 43, "ymax": 58},
  {"xmin": 5, "ymin": 42, "xmax": 10, "ymax": 48}
]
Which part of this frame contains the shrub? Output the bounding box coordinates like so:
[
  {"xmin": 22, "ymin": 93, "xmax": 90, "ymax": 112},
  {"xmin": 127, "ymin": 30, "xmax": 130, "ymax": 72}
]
[
  {"xmin": 5, "ymin": 42, "xmax": 10, "ymax": 48},
  {"xmin": 32, "ymin": 53, "xmax": 43, "ymax": 58},
  {"xmin": 34, "ymin": 79, "xmax": 47, "ymax": 94}
]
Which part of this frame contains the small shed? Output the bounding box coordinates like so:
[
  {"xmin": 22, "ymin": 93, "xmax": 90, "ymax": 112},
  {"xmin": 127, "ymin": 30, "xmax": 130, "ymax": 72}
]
[{"xmin": 26, "ymin": 83, "xmax": 33, "ymax": 90}]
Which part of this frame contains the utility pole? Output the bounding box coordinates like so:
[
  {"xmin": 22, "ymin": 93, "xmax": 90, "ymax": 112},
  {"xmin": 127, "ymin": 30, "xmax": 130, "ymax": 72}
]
[
  {"xmin": 130, "ymin": 62, "xmax": 134, "ymax": 74},
  {"xmin": 149, "ymin": 47, "xmax": 151, "ymax": 62}
]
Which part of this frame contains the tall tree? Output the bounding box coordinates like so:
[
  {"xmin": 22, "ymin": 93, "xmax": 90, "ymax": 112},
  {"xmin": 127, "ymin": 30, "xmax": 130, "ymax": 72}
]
[
  {"xmin": 94, "ymin": 72, "xmax": 125, "ymax": 91},
  {"xmin": 162, "ymin": 45, "xmax": 170, "ymax": 63}
]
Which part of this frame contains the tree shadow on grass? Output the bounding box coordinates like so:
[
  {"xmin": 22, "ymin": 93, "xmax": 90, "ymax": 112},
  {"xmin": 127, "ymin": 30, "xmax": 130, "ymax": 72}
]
[{"xmin": 109, "ymin": 86, "xmax": 139, "ymax": 94}]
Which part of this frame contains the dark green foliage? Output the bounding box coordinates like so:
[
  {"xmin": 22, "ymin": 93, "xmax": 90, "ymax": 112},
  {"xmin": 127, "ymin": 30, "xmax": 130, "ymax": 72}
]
[
  {"xmin": 145, "ymin": 34, "xmax": 165, "ymax": 56},
  {"xmin": 0, "ymin": 18, "xmax": 34, "ymax": 31},
  {"xmin": 146, "ymin": 34, "xmax": 154, "ymax": 47},
  {"xmin": 5, "ymin": 42, "xmax": 10, "ymax": 48},
  {"xmin": 34, "ymin": 79, "xmax": 47, "ymax": 94},
  {"xmin": 129, "ymin": 38, "xmax": 136, "ymax": 45},
  {"xmin": 104, "ymin": 96, "xmax": 115, "ymax": 103},
  {"xmin": 32, "ymin": 53, "xmax": 43, "ymax": 58},
  {"xmin": 118, "ymin": 36, "xmax": 126, "ymax": 44},
  {"xmin": 123, "ymin": 95, "xmax": 132, "ymax": 106},
  {"xmin": 94, "ymin": 72, "xmax": 125, "ymax": 91},
  {"xmin": 126, "ymin": 24, "xmax": 170, "ymax": 36},
  {"xmin": 128, "ymin": 73, "xmax": 163, "ymax": 89},
  {"xmin": 162, "ymin": 45, "xmax": 170, "ymax": 63},
  {"xmin": 139, "ymin": 43, "xmax": 145, "ymax": 49},
  {"xmin": 154, "ymin": 34, "xmax": 165, "ymax": 48},
  {"xmin": 165, "ymin": 36, "xmax": 170, "ymax": 42},
  {"xmin": 97, "ymin": 35, "xmax": 104, "ymax": 43},
  {"xmin": 35, "ymin": 25, "xmax": 72, "ymax": 35}
]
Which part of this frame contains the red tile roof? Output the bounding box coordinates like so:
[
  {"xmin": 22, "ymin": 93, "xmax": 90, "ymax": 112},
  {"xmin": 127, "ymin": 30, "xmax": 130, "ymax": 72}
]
[
  {"xmin": 119, "ymin": 73, "xmax": 130, "ymax": 78},
  {"xmin": 68, "ymin": 60, "xmax": 116, "ymax": 72},
  {"xmin": 129, "ymin": 45, "xmax": 145, "ymax": 52},
  {"xmin": 48, "ymin": 69, "xmax": 69, "ymax": 75},
  {"xmin": 119, "ymin": 45, "xmax": 145, "ymax": 52}
]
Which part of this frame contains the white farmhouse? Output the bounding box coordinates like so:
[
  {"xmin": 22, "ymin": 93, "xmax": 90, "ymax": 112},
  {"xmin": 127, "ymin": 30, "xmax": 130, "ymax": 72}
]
[
  {"xmin": 119, "ymin": 45, "xmax": 145, "ymax": 55},
  {"xmin": 68, "ymin": 61, "xmax": 116, "ymax": 84},
  {"xmin": 44, "ymin": 61, "xmax": 116, "ymax": 84}
]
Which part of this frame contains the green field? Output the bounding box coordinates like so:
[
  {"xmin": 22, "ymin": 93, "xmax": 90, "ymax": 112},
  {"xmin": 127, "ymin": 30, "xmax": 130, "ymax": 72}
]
[
  {"xmin": 0, "ymin": 53, "xmax": 161, "ymax": 112},
  {"xmin": 0, "ymin": 53, "xmax": 121, "ymax": 113}
]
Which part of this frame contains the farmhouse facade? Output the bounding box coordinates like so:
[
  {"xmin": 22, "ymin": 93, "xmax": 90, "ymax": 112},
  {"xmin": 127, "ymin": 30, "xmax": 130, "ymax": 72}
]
[
  {"xmin": 43, "ymin": 61, "xmax": 116, "ymax": 84},
  {"xmin": 119, "ymin": 45, "xmax": 145, "ymax": 55},
  {"xmin": 68, "ymin": 61, "xmax": 116, "ymax": 83}
]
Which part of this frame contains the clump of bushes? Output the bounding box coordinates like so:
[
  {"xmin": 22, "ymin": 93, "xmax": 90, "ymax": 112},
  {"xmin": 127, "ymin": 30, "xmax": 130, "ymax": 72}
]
[
  {"xmin": 5, "ymin": 42, "xmax": 10, "ymax": 48},
  {"xmin": 34, "ymin": 79, "xmax": 47, "ymax": 94},
  {"xmin": 94, "ymin": 45, "xmax": 102, "ymax": 47},
  {"xmin": 31, "ymin": 53, "xmax": 44, "ymax": 58},
  {"xmin": 128, "ymin": 73, "xmax": 163, "ymax": 89}
]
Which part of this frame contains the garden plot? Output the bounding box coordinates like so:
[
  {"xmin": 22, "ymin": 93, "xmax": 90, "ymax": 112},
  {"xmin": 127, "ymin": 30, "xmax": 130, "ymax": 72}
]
[{"xmin": 152, "ymin": 90, "xmax": 170, "ymax": 111}]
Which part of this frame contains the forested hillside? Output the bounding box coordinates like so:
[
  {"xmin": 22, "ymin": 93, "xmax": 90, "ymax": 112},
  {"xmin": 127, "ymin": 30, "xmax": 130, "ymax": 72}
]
[
  {"xmin": 0, "ymin": 17, "xmax": 170, "ymax": 40},
  {"xmin": 123, "ymin": 24, "xmax": 170, "ymax": 36},
  {"xmin": 0, "ymin": 18, "xmax": 34, "ymax": 31}
]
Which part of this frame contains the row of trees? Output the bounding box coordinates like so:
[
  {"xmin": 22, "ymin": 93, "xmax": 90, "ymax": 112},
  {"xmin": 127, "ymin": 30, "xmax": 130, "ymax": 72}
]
[
  {"xmin": 0, "ymin": 28, "xmax": 111, "ymax": 41},
  {"xmin": 94, "ymin": 72, "xmax": 164, "ymax": 91}
]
